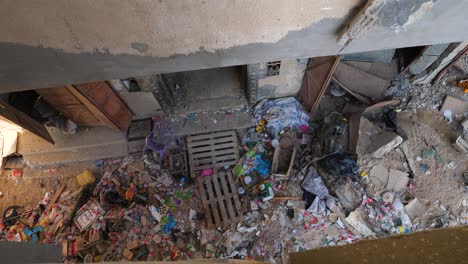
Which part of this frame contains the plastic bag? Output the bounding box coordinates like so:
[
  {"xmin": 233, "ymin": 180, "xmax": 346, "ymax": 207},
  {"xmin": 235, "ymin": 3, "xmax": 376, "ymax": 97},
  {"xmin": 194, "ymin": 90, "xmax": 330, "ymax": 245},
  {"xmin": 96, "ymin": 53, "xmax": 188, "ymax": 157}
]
[
  {"xmin": 301, "ymin": 166, "xmax": 335, "ymax": 214},
  {"xmin": 319, "ymin": 153, "xmax": 358, "ymax": 177},
  {"xmin": 254, "ymin": 97, "xmax": 309, "ymax": 136}
]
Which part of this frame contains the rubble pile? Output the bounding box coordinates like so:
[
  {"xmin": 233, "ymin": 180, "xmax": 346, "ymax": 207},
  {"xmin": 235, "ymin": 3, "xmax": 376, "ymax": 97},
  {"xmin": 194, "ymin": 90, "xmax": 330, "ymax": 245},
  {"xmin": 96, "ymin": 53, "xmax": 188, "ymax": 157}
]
[{"xmin": 2, "ymin": 83, "xmax": 468, "ymax": 263}]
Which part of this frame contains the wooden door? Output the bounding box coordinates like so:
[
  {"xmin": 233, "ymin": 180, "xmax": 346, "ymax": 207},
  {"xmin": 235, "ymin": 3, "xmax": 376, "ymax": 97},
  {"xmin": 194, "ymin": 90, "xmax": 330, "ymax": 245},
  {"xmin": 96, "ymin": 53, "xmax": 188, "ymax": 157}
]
[{"xmin": 36, "ymin": 81, "xmax": 133, "ymax": 132}]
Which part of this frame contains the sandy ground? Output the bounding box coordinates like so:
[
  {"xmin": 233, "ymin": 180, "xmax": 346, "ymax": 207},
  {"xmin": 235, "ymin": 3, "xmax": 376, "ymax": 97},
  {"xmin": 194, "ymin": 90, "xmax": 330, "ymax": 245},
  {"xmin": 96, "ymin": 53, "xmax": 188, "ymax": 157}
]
[
  {"xmin": 0, "ymin": 160, "xmax": 102, "ymax": 215},
  {"xmin": 397, "ymin": 110, "xmax": 468, "ymax": 210}
]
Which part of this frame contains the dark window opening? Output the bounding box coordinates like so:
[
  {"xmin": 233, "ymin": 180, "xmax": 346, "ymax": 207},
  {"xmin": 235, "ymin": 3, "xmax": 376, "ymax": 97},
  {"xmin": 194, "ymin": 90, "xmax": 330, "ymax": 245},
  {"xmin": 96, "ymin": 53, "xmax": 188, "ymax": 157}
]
[{"xmin": 267, "ymin": 61, "xmax": 281, "ymax": 77}]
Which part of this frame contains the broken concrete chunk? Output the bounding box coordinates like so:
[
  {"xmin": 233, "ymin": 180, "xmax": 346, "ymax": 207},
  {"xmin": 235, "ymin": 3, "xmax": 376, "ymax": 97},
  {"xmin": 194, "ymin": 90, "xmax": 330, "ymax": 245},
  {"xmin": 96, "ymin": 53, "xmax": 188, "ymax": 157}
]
[
  {"xmin": 440, "ymin": 95, "xmax": 468, "ymax": 117},
  {"xmin": 369, "ymin": 132, "xmax": 403, "ymax": 158},
  {"xmin": 357, "ymin": 117, "xmax": 403, "ymax": 158},
  {"xmin": 408, "ymin": 43, "xmax": 450, "ymax": 75},
  {"xmin": 405, "ymin": 198, "xmax": 428, "ymax": 221},
  {"xmin": 386, "ymin": 169, "xmax": 409, "ymax": 192},
  {"xmin": 346, "ymin": 209, "xmax": 374, "ymax": 237},
  {"xmin": 369, "ymin": 165, "xmax": 389, "ymax": 188}
]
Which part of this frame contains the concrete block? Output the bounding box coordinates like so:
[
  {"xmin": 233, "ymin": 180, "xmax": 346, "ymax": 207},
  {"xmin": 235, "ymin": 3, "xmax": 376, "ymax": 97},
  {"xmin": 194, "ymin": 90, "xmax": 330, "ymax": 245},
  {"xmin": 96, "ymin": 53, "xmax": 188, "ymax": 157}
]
[
  {"xmin": 409, "ymin": 43, "xmax": 450, "ymax": 75},
  {"xmin": 387, "ymin": 169, "xmax": 409, "ymax": 192},
  {"xmin": 357, "ymin": 117, "xmax": 403, "ymax": 158},
  {"xmin": 405, "ymin": 198, "xmax": 427, "ymax": 221},
  {"xmin": 369, "ymin": 132, "xmax": 403, "ymax": 158},
  {"xmin": 369, "ymin": 165, "xmax": 389, "ymax": 188}
]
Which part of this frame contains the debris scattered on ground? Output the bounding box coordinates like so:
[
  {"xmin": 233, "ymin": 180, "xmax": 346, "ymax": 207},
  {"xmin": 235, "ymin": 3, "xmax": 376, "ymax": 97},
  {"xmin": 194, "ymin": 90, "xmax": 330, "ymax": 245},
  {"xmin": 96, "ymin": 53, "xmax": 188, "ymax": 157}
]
[{"xmin": 2, "ymin": 50, "xmax": 468, "ymax": 264}]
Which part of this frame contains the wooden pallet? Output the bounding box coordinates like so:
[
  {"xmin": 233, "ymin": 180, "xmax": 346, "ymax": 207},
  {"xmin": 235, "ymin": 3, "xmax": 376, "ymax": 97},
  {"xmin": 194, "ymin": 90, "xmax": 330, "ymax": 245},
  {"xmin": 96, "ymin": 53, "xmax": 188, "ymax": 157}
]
[
  {"xmin": 197, "ymin": 170, "xmax": 243, "ymax": 228},
  {"xmin": 187, "ymin": 130, "xmax": 239, "ymax": 174}
]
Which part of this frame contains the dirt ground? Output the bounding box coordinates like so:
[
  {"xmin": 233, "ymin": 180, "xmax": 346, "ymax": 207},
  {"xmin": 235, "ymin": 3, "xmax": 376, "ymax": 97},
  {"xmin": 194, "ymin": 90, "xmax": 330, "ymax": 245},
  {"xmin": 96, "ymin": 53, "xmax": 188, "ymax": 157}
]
[
  {"xmin": 0, "ymin": 160, "xmax": 102, "ymax": 215},
  {"xmin": 397, "ymin": 110, "xmax": 468, "ymax": 210}
]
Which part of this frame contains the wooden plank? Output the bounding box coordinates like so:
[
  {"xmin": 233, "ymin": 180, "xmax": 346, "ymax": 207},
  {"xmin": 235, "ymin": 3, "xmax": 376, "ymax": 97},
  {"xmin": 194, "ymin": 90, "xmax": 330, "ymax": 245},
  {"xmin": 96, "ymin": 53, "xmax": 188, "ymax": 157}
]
[
  {"xmin": 192, "ymin": 148, "xmax": 238, "ymax": 159},
  {"xmin": 211, "ymin": 173, "xmax": 229, "ymax": 226},
  {"xmin": 285, "ymin": 147, "xmax": 297, "ymax": 177},
  {"xmin": 219, "ymin": 171, "xmax": 236, "ymax": 220},
  {"xmin": 197, "ymin": 177, "xmax": 213, "ymax": 226},
  {"xmin": 333, "ymin": 62, "xmax": 389, "ymax": 101},
  {"xmin": 37, "ymin": 86, "xmax": 112, "ymax": 127},
  {"xmin": 343, "ymin": 61, "xmax": 397, "ymax": 81},
  {"xmin": 297, "ymin": 56, "xmax": 341, "ymax": 113},
  {"xmin": 0, "ymin": 100, "xmax": 54, "ymax": 144},
  {"xmin": 189, "ymin": 136, "xmax": 237, "ymax": 147},
  {"xmin": 188, "ymin": 130, "xmax": 239, "ymax": 174},
  {"xmin": 45, "ymin": 184, "xmax": 66, "ymax": 213},
  {"xmin": 188, "ymin": 131, "xmax": 236, "ymax": 142},
  {"xmin": 332, "ymin": 77, "xmax": 372, "ymax": 105},
  {"xmin": 65, "ymin": 85, "xmax": 119, "ymax": 130},
  {"xmin": 191, "ymin": 142, "xmax": 237, "ymax": 153},
  {"xmin": 192, "ymin": 161, "xmax": 237, "ymax": 171},
  {"xmin": 73, "ymin": 82, "xmax": 133, "ymax": 132},
  {"xmin": 204, "ymin": 176, "xmax": 221, "ymax": 227},
  {"xmin": 197, "ymin": 171, "xmax": 243, "ymax": 227},
  {"xmin": 192, "ymin": 156, "xmax": 238, "ymax": 168},
  {"xmin": 226, "ymin": 171, "xmax": 242, "ymax": 220}
]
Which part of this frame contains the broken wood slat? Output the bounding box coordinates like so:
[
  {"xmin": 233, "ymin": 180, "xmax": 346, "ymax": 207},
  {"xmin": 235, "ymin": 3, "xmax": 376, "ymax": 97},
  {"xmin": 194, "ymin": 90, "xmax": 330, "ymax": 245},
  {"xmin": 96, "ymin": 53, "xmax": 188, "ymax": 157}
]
[
  {"xmin": 434, "ymin": 46, "xmax": 468, "ymax": 83},
  {"xmin": 333, "ymin": 62, "xmax": 389, "ymax": 101},
  {"xmin": 187, "ymin": 130, "xmax": 239, "ymax": 174},
  {"xmin": 45, "ymin": 185, "xmax": 66, "ymax": 213},
  {"xmin": 297, "ymin": 56, "xmax": 340, "ymax": 113},
  {"xmin": 197, "ymin": 170, "xmax": 243, "ymax": 228}
]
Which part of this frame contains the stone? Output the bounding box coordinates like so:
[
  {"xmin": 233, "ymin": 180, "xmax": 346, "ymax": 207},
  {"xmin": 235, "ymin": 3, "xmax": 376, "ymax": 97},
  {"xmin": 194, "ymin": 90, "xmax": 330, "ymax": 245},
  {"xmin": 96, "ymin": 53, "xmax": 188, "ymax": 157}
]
[{"xmin": 386, "ymin": 169, "xmax": 409, "ymax": 192}]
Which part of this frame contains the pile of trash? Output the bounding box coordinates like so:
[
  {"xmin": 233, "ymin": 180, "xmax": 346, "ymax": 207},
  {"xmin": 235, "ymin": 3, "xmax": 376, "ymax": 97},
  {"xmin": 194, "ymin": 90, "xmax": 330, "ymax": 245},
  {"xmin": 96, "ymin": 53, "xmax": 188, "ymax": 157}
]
[
  {"xmin": 0, "ymin": 154, "xmax": 213, "ymax": 262},
  {"xmin": 1, "ymin": 94, "xmax": 468, "ymax": 263}
]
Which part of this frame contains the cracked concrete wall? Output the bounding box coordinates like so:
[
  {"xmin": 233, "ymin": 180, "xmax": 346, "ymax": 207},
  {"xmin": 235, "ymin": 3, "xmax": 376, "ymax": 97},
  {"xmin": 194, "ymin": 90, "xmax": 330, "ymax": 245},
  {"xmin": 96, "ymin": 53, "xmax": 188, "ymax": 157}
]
[{"xmin": 1, "ymin": 0, "xmax": 468, "ymax": 91}]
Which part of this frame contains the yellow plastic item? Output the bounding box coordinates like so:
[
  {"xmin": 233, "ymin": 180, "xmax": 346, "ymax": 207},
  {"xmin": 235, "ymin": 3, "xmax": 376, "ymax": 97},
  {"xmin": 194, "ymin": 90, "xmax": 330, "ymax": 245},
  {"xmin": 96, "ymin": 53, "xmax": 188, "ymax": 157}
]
[
  {"xmin": 398, "ymin": 226, "xmax": 405, "ymax": 233},
  {"xmin": 76, "ymin": 170, "xmax": 96, "ymax": 187}
]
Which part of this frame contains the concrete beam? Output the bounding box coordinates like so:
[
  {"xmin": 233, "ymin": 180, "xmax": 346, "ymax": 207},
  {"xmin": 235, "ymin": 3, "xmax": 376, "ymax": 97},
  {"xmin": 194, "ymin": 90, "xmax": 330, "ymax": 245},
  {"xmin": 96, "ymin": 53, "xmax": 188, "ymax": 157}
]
[{"xmin": 0, "ymin": 0, "xmax": 467, "ymax": 91}]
